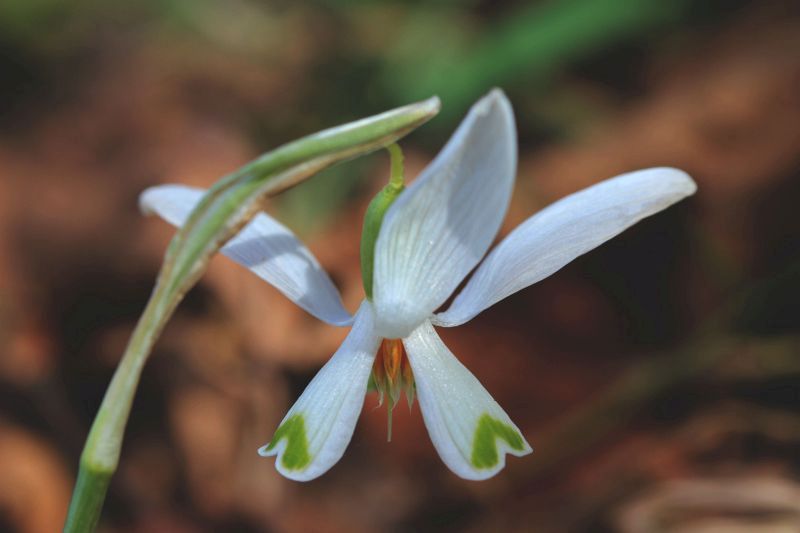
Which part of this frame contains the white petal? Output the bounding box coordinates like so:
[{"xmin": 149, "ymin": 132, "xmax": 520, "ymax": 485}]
[
  {"xmin": 258, "ymin": 301, "xmax": 380, "ymax": 481},
  {"xmin": 140, "ymin": 184, "xmax": 352, "ymax": 326},
  {"xmin": 372, "ymin": 89, "xmax": 517, "ymax": 339},
  {"xmin": 403, "ymin": 321, "xmax": 532, "ymax": 480},
  {"xmin": 435, "ymin": 167, "xmax": 697, "ymax": 327}
]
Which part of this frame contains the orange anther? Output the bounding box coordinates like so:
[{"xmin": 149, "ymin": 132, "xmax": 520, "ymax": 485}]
[{"xmin": 372, "ymin": 338, "xmax": 415, "ymax": 415}]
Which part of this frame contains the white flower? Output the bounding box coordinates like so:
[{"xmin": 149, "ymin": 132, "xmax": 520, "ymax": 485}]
[{"xmin": 140, "ymin": 89, "xmax": 697, "ymax": 481}]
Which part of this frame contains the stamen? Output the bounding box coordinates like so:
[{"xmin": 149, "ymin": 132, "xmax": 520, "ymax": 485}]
[
  {"xmin": 372, "ymin": 338, "xmax": 415, "ymax": 440},
  {"xmin": 387, "ymin": 401, "xmax": 393, "ymax": 442}
]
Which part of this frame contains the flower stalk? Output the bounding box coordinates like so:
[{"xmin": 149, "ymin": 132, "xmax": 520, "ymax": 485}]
[
  {"xmin": 63, "ymin": 282, "xmax": 171, "ymax": 532},
  {"xmin": 63, "ymin": 97, "xmax": 440, "ymax": 533}
]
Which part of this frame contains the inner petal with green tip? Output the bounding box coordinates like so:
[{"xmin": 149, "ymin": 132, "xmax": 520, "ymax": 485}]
[
  {"xmin": 261, "ymin": 414, "xmax": 312, "ymax": 471},
  {"xmin": 471, "ymin": 414, "xmax": 527, "ymax": 469}
]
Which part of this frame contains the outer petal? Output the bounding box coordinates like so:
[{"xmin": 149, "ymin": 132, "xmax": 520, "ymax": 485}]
[
  {"xmin": 372, "ymin": 89, "xmax": 517, "ymax": 339},
  {"xmin": 435, "ymin": 167, "xmax": 697, "ymax": 327},
  {"xmin": 258, "ymin": 301, "xmax": 380, "ymax": 481},
  {"xmin": 140, "ymin": 184, "xmax": 352, "ymax": 326},
  {"xmin": 403, "ymin": 321, "xmax": 532, "ymax": 480}
]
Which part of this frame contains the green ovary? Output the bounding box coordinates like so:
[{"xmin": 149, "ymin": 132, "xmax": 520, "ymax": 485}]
[
  {"xmin": 360, "ymin": 144, "xmax": 405, "ymax": 299},
  {"xmin": 470, "ymin": 414, "xmax": 525, "ymax": 469},
  {"xmin": 265, "ymin": 414, "xmax": 312, "ymax": 470}
]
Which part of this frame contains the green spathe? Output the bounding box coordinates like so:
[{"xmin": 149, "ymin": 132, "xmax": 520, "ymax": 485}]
[
  {"xmin": 470, "ymin": 413, "xmax": 525, "ymax": 469},
  {"xmin": 266, "ymin": 414, "xmax": 312, "ymax": 470}
]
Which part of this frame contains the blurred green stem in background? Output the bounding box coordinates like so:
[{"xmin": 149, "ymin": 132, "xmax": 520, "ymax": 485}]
[
  {"xmin": 63, "ymin": 97, "xmax": 440, "ymax": 533},
  {"xmin": 384, "ymin": 0, "xmax": 689, "ymax": 122}
]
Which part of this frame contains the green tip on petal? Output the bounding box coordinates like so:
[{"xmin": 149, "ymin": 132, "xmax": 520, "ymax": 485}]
[
  {"xmin": 262, "ymin": 414, "xmax": 312, "ymax": 471},
  {"xmin": 470, "ymin": 414, "xmax": 526, "ymax": 469},
  {"xmin": 360, "ymin": 144, "xmax": 406, "ymax": 299}
]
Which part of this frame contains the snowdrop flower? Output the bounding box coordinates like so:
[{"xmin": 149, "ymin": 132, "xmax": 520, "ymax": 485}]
[{"xmin": 140, "ymin": 89, "xmax": 696, "ymax": 481}]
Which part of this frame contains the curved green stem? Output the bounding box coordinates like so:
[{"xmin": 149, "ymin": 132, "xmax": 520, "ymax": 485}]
[
  {"xmin": 64, "ymin": 282, "xmax": 171, "ymax": 532},
  {"xmin": 63, "ymin": 98, "xmax": 439, "ymax": 533}
]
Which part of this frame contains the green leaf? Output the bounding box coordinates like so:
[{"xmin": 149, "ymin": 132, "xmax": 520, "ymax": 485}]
[{"xmin": 383, "ymin": 0, "xmax": 689, "ymax": 124}]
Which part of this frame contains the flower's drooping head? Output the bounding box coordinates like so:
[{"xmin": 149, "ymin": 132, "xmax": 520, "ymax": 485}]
[
  {"xmin": 141, "ymin": 88, "xmax": 698, "ymax": 482},
  {"xmin": 368, "ymin": 90, "xmax": 518, "ymax": 340}
]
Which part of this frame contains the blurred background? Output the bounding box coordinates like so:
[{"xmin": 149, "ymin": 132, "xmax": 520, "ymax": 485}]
[{"xmin": 1, "ymin": 0, "xmax": 799, "ymax": 531}]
